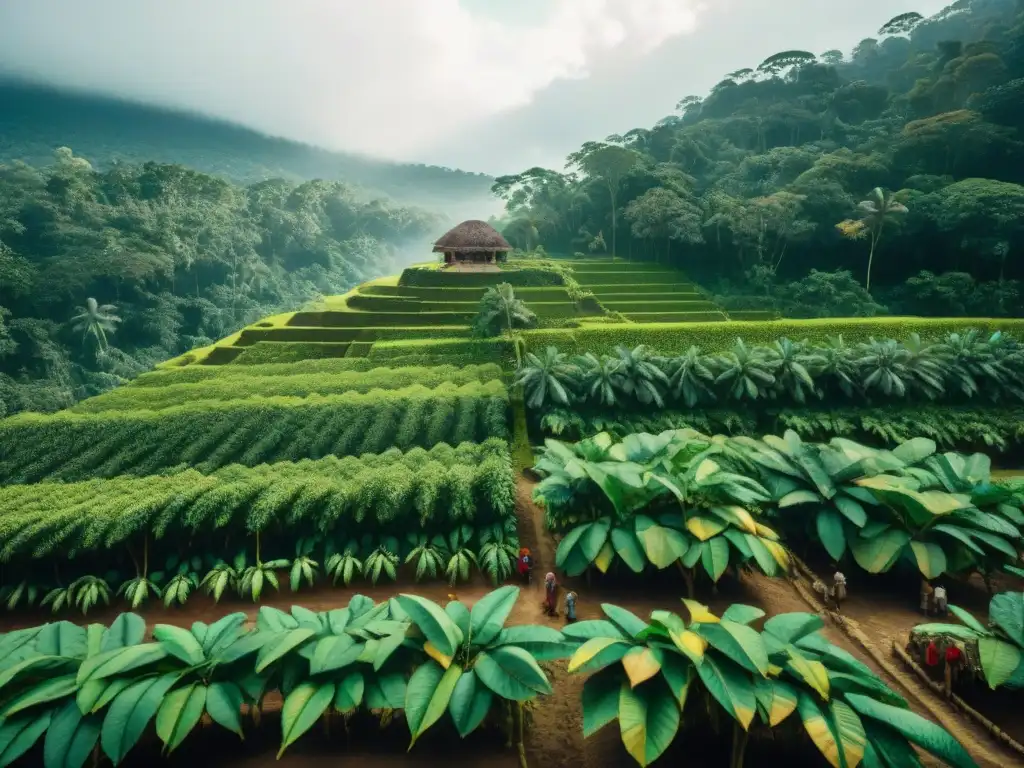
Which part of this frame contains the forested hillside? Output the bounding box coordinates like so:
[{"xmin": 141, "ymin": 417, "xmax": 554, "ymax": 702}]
[
  {"xmin": 492, "ymin": 0, "xmax": 1024, "ymax": 318},
  {"xmin": 0, "ymin": 149, "xmax": 439, "ymax": 415},
  {"xmin": 0, "ymin": 80, "xmax": 494, "ymax": 207}
]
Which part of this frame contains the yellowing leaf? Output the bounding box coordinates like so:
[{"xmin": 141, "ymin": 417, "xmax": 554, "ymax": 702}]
[
  {"xmin": 720, "ymin": 505, "xmax": 757, "ymax": 534},
  {"xmin": 787, "ymin": 651, "xmax": 830, "ymax": 701},
  {"xmin": 681, "ymin": 599, "xmax": 720, "ymax": 624},
  {"xmin": 622, "ymin": 647, "xmax": 662, "ymax": 688},
  {"xmin": 695, "ymin": 458, "xmax": 719, "ymax": 482},
  {"xmin": 762, "ymin": 539, "xmax": 790, "ymax": 569},
  {"xmin": 594, "ymin": 541, "xmax": 615, "ymax": 574},
  {"xmin": 569, "ymin": 637, "xmax": 625, "ymax": 673},
  {"xmin": 424, "ymin": 642, "xmax": 452, "ymax": 670},
  {"xmin": 755, "ymin": 523, "xmax": 781, "ymax": 541},
  {"xmin": 668, "ymin": 629, "xmax": 707, "ymax": 665},
  {"xmin": 686, "ymin": 516, "xmax": 727, "ymax": 542}
]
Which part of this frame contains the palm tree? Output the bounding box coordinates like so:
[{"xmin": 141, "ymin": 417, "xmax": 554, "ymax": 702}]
[
  {"xmin": 513, "ymin": 346, "xmax": 577, "ymax": 410},
  {"xmin": 576, "ymin": 352, "xmax": 623, "ymax": 407},
  {"xmin": 71, "ymin": 298, "xmax": 120, "ymax": 352},
  {"xmin": 614, "ymin": 345, "xmax": 671, "ymax": 407},
  {"xmin": 475, "ymin": 284, "xmax": 537, "ymax": 366},
  {"xmin": 837, "ymin": 187, "xmax": 909, "ymax": 293}
]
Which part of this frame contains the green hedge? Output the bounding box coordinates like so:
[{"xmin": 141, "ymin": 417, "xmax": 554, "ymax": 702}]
[
  {"xmin": 201, "ymin": 346, "xmax": 246, "ymax": 365},
  {"xmin": 618, "ymin": 311, "xmax": 729, "ymax": 323},
  {"xmin": 523, "ymin": 317, "xmax": 1024, "ymax": 355},
  {"xmin": 727, "ymin": 310, "xmax": 782, "ymax": 321},
  {"xmin": 595, "ymin": 292, "xmax": 704, "ymax": 303},
  {"xmin": 232, "ymin": 341, "xmax": 352, "ymax": 364},
  {"xmin": 346, "ymin": 340, "xmax": 374, "ymax": 357},
  {"xmin": 347, "ymin": 294, "xmax": 480, "ymax": 313},
  {"xmin": 600, "ymin": 300, "xmax": 722, "ymax": 313},
  {"xmin": 288, "ymin": 310, "xmax": 477, "ymax": 327},
  {"xmin": 560, "ymin": 260, "xmax": 686, "ymax": 272},
  {"xmin": 238, "ymin": 326, "xmax": 471, "ymax": 344},
  {"xmin": 0, "ymin": 381, "xmax": 510, "ymax": 482},
  {"xmin": 586, "ymin": 283, "xmax": 701, "ymax": 295},
  {"xmin": 398, "ymin": 267, "xmax": 564, "ymax": 287},
  {"xmin": 572, "ymin": 271, "xmax": 696, "ymax": 286},
  {"xmin": 362, "ymin": 285, "xmax": 572, "ymax": 302},
  {"xmin": 369, "ymin": 337, "xmax": 517, "ymax": 367},
  {"xmin": 135, "ymin": 357, "xmax": 428, "ymax": 384}
]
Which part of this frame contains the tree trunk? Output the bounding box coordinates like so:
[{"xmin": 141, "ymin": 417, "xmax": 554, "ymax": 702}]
[
  {"xmin": 609, "ymin": 185, "xmax": 618, "ymax": 260},
  {"xmin": 866, "ymin": 230, "xmax": 879, "ymax": 294},
  {"xmin": 730, "ymin": 722, "xmax": 749, "ymax": 768}
]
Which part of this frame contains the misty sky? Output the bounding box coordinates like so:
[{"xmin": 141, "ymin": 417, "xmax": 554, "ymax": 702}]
[{"xmin": 0, "ymin": 0, "xmax": 953, "ymax": 176}]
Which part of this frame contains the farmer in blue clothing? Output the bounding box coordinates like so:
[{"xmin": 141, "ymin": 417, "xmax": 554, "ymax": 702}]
[{"xmin": 564, "ymin": 590, "xmax": 578, "ymax": 623}]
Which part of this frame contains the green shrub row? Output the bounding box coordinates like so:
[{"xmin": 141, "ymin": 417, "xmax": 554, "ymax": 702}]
[
  {"xmin": 570, "ymin": 271, "xmax": 689, "ymax": 286},
  {"xmin": 230, "ymin": 341, "xmax": 353, "ymax": 364},
  {"xmin": 288, "ymin": 310, "xmax": 477, "ymax": 328},
  {"xmin": 238, "ymin": 325, "xmax": 470, "ymax": 344},
  {"xmin": 0, "ymin": 381, "xmax": 510, "ymax": 483},
  {"xmin": 616, "ymin": 311, "xmax": 730, "ymax": 323},
  {"xmin": 362, "ymin": 284, "xmax": 572, "ymax": 302},
  {"xmin": 585, "ymin": 283, "xmax": 701, "ymax": 295},
  {"xmin": 523, "ymin": 317, "xmax": 1024, "ymax": 355},
  {"xmin": 367, "ymin": 338, "xmax": 517, "ymax": 367},
  {"xmin": 346, "ymin": 341, "xmax": 374, "ymax": 357},
  {"xmin": 540, "ymin": 405, "xmax": 1024, "ymax": 453},
  {"xmin": 135, "ymin": 358, "xmax": 468, "ymax": 385},
  {"xmin": 398, "ymin": 267, "xmax": 564, "ymax": 287},
  {"xmin": 74, "ymin": 365, "xmax": 505, "ymax": 412},
  {"xmin": 595, "ymin": 292, "xmax": 704, "ymax": 303},
  {"xmin": 0, "ymin": 440, "xmax": 516, "ymax": 564},
  {"xmin": 346, "ymin": 294, "xmax": 480, "ymax": 313},
  {"xmin": 598, "ymin": 300, "xmax": 722, "ymax": 313}
]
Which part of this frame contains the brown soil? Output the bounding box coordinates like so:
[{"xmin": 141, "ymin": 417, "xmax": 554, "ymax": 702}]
[{"xmin": 5, "ymin": 475, "xmax": 1024, "ymax": 767}]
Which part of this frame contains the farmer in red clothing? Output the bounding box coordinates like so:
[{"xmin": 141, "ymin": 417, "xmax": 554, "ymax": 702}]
[
  {"xmin": 945, "ymin": 642, "xmax": 964, "ymax": 697},
  {"xmin": 517, "ymin": 548, "xmax": 532, "ymax": 584},
  {"xmin": 925, "ymin": 640, "xmax": 940, "ymax": 667}
]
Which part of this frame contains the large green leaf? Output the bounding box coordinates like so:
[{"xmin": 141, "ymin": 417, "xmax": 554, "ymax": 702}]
[
  {"xmin": 309, "ymin": 635, "xmax": 362, "ymax": 675},
  {"xmin": 43, "ymin": 699, "xmax": 101, "ymax": 768},
  {"xmin": 406, "ymin": 662, "xmax": 462, "ymax": 747},
  {"xmin": 834, "ymin": 496, "xmax": 868, "ymax": 527},
  {"xmin": 699, "ymin": 621, "xmax": 769, "ymax": 676},
  {"xmin": 844, "ymin": 693, "xmax": 977, "ymax": 768},
  {"xmin": 695, "ymin": 654, "xmax": 757, "ymax": 729},
  {"xmin": 255, "ymin": 628, "xmax": 316, "ymax": 673},
  {"xmin": 850, "ymin": 529, "xmax": 910, "ymax": 573},
  {"xmin": 602, "ymin": 604, "xmax": 649, "ymax": 638},
  {"xmin": 700, "ymin": 536, "xmax": 731, "ymax": 582},
  {"xmin": 333, "ymin": 671, "xmax": 365, "ymax": 714},
  {"xmin": 908, "ymin": 541, "xmax": 947, "ymax": 579},
  {"xmin": 816, "ymin": 509, "xmax": 847, "ymax": 561},
  {"xmin": 101, "ymin": 673, "xmax": 179, "ymax": 765},
  {"xmin": 948, "ymin": 605, "xmax": 988, "ymax": 635},
  {"xmin": 152, "ymin": 625, "xmax": 205, "ymax": 666},
  {"xmin": 279, "ymin": 681, "xmax": 335, "ymax": 757},
  {"xmin": 205, "ymin": 681, "xmax": 244, "ymax": 737},
  {"xmin": 77, "ymin": 644, "xmax": 168, "ymax": 685},
  {"xmin": 610, "ymin": 527, "xmax": 646, "ymax": 573},
  {"xmin": 1, "ymin": 674, "xmax": 78, "ymax": 717},
  {"xmin": 634, "ymin": 515, "xmax": 688, "ymax": 569},
  {"xmin": 763, "ymin": 613, "xmax": 824, "ymax": 645},
  {"xmin": 493, "ymin": 625, "xmax": 574, "ymax": 661},
  {"xmin": 448, "ymin": 669, "xmax": 493, "ymax": 738},
  {"xmin": 581, "ymin": 667, "xmax": 623, "ymax": 737},
  {"xmin": 155, "ymin": 683, "xmax": 206, "ymax": 755},
  {"xmin": 978, "ymin": 637, "xmax": 1022, "ymax": 690},
  {"xmin": 35, "ymin": 623, "xmax": 87, "ymax": 658},
  {"xmin": 989, "ymin": 591, "xmax": 1024, "ymax": 646},
  {"xmin": 797, "ymin": 694, "xmax": 866, "ymax": 768},
  {"xmin": 99, "ymin": 614, "xmax": 146, "ymax": 653},
  {"xmin": 618, "ymin": 680, "xmax": 680, "ymax": 767},
  {"xmin": 469, "ymin": 586, "xmax": 519, "ymax": 646},
  {"xmin": 395, "ymin": 594, "xmax": 463, "ymax": 657},
  {"xmin": 474, "ymin": 646, "xmax": 551, "ymax": 701},
  {"xmin": 753, "ymin": 678, "xmax": 798, "ymax": 726},
  {"xmin": 0, "ymin": 710, "xmax": 52, "ymax": 767}
]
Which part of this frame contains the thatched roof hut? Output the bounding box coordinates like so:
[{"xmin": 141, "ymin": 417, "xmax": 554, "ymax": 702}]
[{"xmin": 433, "ymin": 220, "xmax": 512, "ymax": 265}]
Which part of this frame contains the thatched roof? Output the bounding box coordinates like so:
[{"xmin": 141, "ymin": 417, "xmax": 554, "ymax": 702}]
[{"xmin": 432, "ymin": 220, "xmax": 512, "ymax": 252}]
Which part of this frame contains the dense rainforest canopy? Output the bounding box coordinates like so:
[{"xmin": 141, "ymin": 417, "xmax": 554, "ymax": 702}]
[
  {"xmin": 492, "ymin": 0, "xmax": 1024, "ymax": 318},
  {"xmin": 0, "ymin": 148, "xmax": 438, "ymax": 415}
]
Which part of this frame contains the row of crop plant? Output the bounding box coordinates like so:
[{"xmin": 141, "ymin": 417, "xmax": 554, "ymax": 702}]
[
  {"xmin": 0, "ymin": 381, "xmax": 509, "ymax": 483},
  {"xmin": 74, "ymin": 364, "xmax": 504, "ymax": 412},
  {"xmin": 534, "ymin": 428, "xmax": 1024, "ymax": 592},
  {"xmin": 0, "ymin": 589, "xmax": 976, "ymax": 768},
  {"xmin": 0, "ymin": 441, "xmax": 519, "ymax": 612}
]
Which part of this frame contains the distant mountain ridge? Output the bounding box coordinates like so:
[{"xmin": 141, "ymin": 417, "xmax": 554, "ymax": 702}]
[{"xmin": 0, "ymin": 79, "xmax": 494, "ymax": 207}]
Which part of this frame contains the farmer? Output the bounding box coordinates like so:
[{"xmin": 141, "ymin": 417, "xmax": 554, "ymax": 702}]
[
  {"xmin": 517, "ymin": 548, "xmax": 532, "ymax": 585},
  {"xmin": 920, "ymin": 580, "xmax": 934, "ymax": 616},
  {"xmin": 925, "ymin": 639, "xmax": 940, "ymax": 668},
  {"xmin": 564, "ymin": 590, "xmax": 578, "ymax": 623},
  {"xmin": 832, "ymin": 570, "xmax": 847, "ymax": 611},
  {"xmin": 945, "ymin": 641, "xmax": 964, "ymax": 697},
  {"xmin": 933, "ymin": 584, "xmax": 948, "ymax": 617},
  {"xmin": 543, "ymin": 572, "xmax": 559, "ymax": 617}
]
